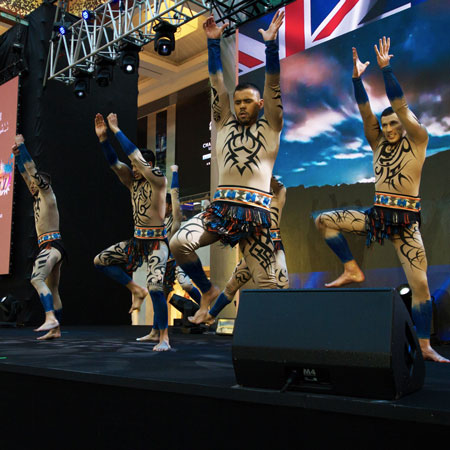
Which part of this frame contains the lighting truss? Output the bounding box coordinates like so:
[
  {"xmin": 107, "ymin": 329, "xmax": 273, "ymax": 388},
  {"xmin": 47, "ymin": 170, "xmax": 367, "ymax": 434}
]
[
  {"xmin": 45, "ymin": 0, "xmax": 211, "ymax": 85},
  {"xmin": 211, "ymin": 0, "xmax": 295, "ymax": 37}
]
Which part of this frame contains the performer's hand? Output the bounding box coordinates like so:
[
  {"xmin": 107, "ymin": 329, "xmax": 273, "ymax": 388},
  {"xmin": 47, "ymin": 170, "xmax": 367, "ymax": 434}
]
[
  {"xmin": 203, "ymin": 15, "xmax": 228, "ymax": 39},
  {"xmin": 12, "ymin": 143, "xmax": 20, "ymax": 156},
  {"xmin": 258, "ymin": 9, "xmax": 284, "ymax": 41},
  {"xmin": 352, "ymin": 47, "xmax": 370, "ymax": 78},
  {"xmin": 107, "ymin": 113, "xmax": 120, "ymax": 134},
  {"xmin": 15, "ymin": 134, "xmax": 24, "ymax": 145},
  {"xmin": 374, "ymin": 36, "xmax": 394, "ymax": 68},
  {"xmin": 170, "ymin": 164, "xmax": 178, "ymax": 172},
  {"xmin": 94, "ymin": 113, "xmax": 108, "ymax": 141}
]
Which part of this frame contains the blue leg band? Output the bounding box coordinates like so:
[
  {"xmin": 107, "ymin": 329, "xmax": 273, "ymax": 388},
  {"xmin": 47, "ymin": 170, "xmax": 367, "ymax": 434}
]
[
  {"xmin": 382, "ymin": 66, "xmax": 404, "ymax": 101},
  {"xmin": 265, "ymin": 39, "xmax": 280, "ymax": 75},
  {"xmin": 179, "ymin": 259, "xmax": 212, "ymax": 294},
  {"xmin": 412, "ymin": 299, "xmax": 432, "ymax": 339},
  {"xmin": 150, "ymin": 290, "xmax": 168, "ymax": 330},
  {"xmin": 209, "ymin": 292, "xmax": 231, "ymax": 318},
  {"xmin": 207, "ymin": 38, "xmax": 222, "ymax": 74},
  {"xmin": 100, "ymin": 140, "xmax": 119, "ymax": 166},
  {"xmin": 54, "ymin": 308, "xmax": 62, "ymax": 323},
  {"xmin": 188, "ymin": 286, "xmax": 201, "ymax": 304},
  {"xmin": 40, "ymin": 293, "xmax": 54, "ymax": 313},
  {"xmin": 115, "ymin": 130, "xmax": 138, "ymax": 156},
  {"xmin": 171, "ymin": 171, "xmax": 179, "ymax": 189},
  {"xmin": 325, "ymin": 233, "xmax": 354, "ymax": 263},
  {"xmin": 352, "ymin": 77, "xmax": 369, "ymax": 105},
  {"xmin": 95, "ymin": 264, "xmax": 131, "ymax": 286}
]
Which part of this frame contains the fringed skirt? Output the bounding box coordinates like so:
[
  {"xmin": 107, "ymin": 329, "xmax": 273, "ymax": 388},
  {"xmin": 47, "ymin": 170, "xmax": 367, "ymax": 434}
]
[
  {"xmin": 123, "ymin": 237, "xmax": 168, "ymax": 272},
  {"xmin": 203, "ymin": 200, "xmax": 271, "ymax": 247},
  {"xmin": 271, "ymin": 228, "xmax": 285, "ymax": 251},
  {"xmin": 365, "ymin": 205, "xmax": 421, "ymax": 246}
]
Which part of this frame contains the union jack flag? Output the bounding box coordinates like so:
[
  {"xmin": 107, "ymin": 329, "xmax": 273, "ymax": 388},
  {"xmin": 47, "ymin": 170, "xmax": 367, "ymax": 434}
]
[{"xmin": 238, "ymin": 0, "xmax": 427, "ymax": 74}]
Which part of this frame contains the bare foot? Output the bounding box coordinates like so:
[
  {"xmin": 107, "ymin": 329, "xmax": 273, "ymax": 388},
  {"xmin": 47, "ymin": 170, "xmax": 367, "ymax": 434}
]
[
  {"xmin": 325, "ymin": 262, "xmax": 365, "ymax": 287},
  {"xmin": 136, "ymin": 329, "xmax": 159, "ymax": 342},
  {"xmin": 34, "ymin": 318, "xmax": 59, "ymax": 332},
  {"xmin": 153, "ymin": 340, "xmax": 171, "ymax": 352},
  {"xmin": 419, "ymin": 339, "xmax": 450, "ymax": 363},
  {"xmin": 188, "ymin": 310, "xmax": 215, "ymax": 325},
  {"xmin": 129, "ymin": 287, "xmax": 149, "ymax": 314},
  {"xmin": 37, "ymin": 327, "xmax": 61, "ymax": 340}
]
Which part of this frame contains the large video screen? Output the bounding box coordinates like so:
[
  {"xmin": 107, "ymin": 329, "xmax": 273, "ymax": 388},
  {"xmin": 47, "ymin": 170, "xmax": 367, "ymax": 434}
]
[{"xmin": 0, "ymin": 76, "xmax": 18, "ymax": 274}]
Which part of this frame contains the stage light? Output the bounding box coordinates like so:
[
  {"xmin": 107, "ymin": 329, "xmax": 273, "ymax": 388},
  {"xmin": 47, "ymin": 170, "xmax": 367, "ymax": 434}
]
[
  {"xmin": 153, "ymin": 21, "xmax": 177, "ymax": 56},
  {"xmin": 396, "ymin": 283, "xmax": 412, "ymax": 313},
  {"xmin": 82, "ymin": 10, "xmax": 94, "ymax": 21},
  {"xmin": 73, "ymin": 69, "xmax": 91, "ymax": 99},
  {"xmin": 119, "ymin": 42, "xmax": 140, "ymax": 74},
  {"xmin": 95, "ymin": 56, "xmax": 114, "ymax": 87}
]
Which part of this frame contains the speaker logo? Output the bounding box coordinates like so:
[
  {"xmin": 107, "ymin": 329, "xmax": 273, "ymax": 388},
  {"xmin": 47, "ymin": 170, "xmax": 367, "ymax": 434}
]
[{"xmin": 303, "ymin": 368, "xmax": 318, "ymax": 382}]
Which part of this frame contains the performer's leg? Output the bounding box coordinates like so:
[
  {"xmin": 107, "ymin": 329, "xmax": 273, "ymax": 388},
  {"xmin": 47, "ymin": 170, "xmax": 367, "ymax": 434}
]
[
  {"xmin": 175, "ymin": 266, "xmax": 201, "ymax": 304},
  {"xmin": 315, "ymin": 209, "xmax": 366, "ymax": 287},
  {"xmin": 170, "ymin": 213, "xmax": 221, "ymax": 319},
  {"xmin": 146, "ymin": 243, "xmax": 170, "ymax": 352},
  {"xmin": 274, "ymin": 249, "xmax": 289, "ymax": 289},
  {"xmin": 391, "ymin": 225, "xmax": 449, "ymax": 363},
  {"xmin": 240, "ymin": 228, "xmax": 277, "ymax": 290},
  {"xmin": 94, "ymin": 241, "xmax": 148, "ymax": 313},
  {"xmin": 31, "ymin": 247, "xmax": 62, "ymax": 332},
  {"xmin": 207, "ymin": 258, "xmax": 251, "ymax": 321},
  {"xmin": 37, "ymin": 260, "xmax": 63, "ymax": 340}
]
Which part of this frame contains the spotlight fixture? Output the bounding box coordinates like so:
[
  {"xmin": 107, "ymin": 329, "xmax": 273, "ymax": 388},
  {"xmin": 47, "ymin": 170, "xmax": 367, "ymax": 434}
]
[
  {"xmin": 396, "ymin": 283, "xmax": 412, "ymax": 314},
  {"xmin": 153, "ymin": 21, "xmax": 177, "ymax": 56},
  {"xmin": 95, "ymin": 56, "xmax": 114, "ymax": 87},
  {"xmin": 53, "ymin": 20, "xmax": 71, "ymax": 36},
  {"xmin": 119, "ymin": 42, "xmax": 140, "ymax": 74},
  {"xmin": 72, "ymin": 68, "xmax": 91, "ymax": 99},
  {"xmin": 82, "ymin": 10, "xmax": 95, "ymax": 21}
]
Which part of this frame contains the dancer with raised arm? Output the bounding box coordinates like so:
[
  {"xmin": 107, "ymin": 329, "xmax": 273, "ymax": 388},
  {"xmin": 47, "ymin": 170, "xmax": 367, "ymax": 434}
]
[
  {"xmin": 315, "ymin": 37, "xmax": 448, "ymax": 362},
  {"xmin": 94, "ymin": 113, "xmax": 170, "ymax": 351},
  {"xmin": 13, "ymin": 134, "xmax": 65, "ymax": 340},
  {"xmin": 170, "ymin": 11, "xmax": 285, "ymax": 324}
]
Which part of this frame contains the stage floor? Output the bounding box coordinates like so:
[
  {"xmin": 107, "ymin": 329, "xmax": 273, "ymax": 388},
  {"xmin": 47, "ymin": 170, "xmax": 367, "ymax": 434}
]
[{"xmin": 1, "ymin": 325, "xmax": 450, "ymax": 429}]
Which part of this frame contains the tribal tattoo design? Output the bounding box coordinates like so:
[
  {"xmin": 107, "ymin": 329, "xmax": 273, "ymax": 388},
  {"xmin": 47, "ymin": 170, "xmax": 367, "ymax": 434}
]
[
  {"xmin": 222, "ymin": 119, "xmax": 268, "ymax": 175},
  {"xmin": 96, "ymin": 242, "xmax": 128, "ymax": 266},
  {"xmin": 146, "ymin": 253, "xmax": 166, "ymax": 289},
  {"xmin": 211, "ymin": 86, "xmax": 222, "ymax": 123},
  {"xmin": 270, "ymin": 206, "xmax": 280, "ymax": 228},
  {"xmin": 392, "ymin": 223, "xmax": 426, "ymax": 272},
  {"xmin": 374, "ymin": 137, "xmax": 416, "ymax": 190},
  {"xmin": 31, "ymin": 248, "xmax": 52, "ymax": 281},
  {"xmin": 244, "ymin": 227, "xmax": 275, "ymax": 272},
  {"xmin": 132, "ymin": 180, "xmax": 152, "ymax": 225},
  {"xmin": 33, "ymin": 195, "xmax": 41, "ymax": 225},
  {"xmin": 318, "ymin": 209, "xmax": 366, "ymax": 235}
]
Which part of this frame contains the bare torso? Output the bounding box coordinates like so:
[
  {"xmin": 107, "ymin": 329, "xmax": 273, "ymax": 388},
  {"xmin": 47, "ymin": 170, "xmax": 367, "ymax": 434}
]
[{"xmin": 33, "ymin": 189, "xmax": 60, "ymax": 236}]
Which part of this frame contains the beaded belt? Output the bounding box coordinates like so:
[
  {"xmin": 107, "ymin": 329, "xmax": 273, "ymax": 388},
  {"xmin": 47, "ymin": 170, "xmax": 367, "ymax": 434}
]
[
  {"xmin": 213, "ymin": 186, "xmax": 272, "ymax": 211},
  {"xmin": 270, "ymin": 228, "xmax": 281, "ymax": 241},
  {"xmin": 38, "ymin": 231, "xmax": 61, "ymax": 246},
  {"xmin": 374, "ymin": 192, "xmax": 421, "ymax": 212},
  {"xmin": 134, "ymin": 226, "xmax": 167, "ymax": 239}
]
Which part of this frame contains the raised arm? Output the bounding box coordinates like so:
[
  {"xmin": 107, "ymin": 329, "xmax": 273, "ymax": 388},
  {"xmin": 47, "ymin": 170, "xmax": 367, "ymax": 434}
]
[
  {"xmin": 259, "ymin": 10, "xmax": 284, "ymax": 132},
  {"xmin": 106, "ymin": 113, "xmax": 166, "ymax": 189},
  {"xmin": 203, "ymin": 16, "xmax": 231, "ymax": 129},
  {"xmin": 95, "ymin": 113, "xmax": 134, "ymax": 189},
  {"xmin": 351, "ymin": 48, "xmax": 381, "ymax": 150},
  {"xmin": 169, "ymin": 165, "xmax": 183, "ymax": 232},
  {"xmin": 375, "ymin": 36, "xmax": 428, "ymax": 145},
  {"xmin": 13, "ymin": 135, "xmax": 52, "ymax": 194}
]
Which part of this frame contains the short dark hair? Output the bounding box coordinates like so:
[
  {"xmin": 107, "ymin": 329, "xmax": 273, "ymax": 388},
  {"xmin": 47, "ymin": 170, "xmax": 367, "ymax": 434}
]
[
  {"xmin": 381, "ymin": 107, "xmax": 394, "ymax": 118},
  {"xmin": 234, "ymin": 82, "xmax": 261, "ymax": 97},
  {"xmin": 140, "ymin": 149, "xmax": 156, "ymax": 166}
]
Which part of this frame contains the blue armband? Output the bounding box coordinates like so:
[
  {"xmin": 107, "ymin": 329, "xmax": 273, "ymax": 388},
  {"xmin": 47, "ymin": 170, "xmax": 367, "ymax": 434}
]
[
  {"xmin": 171, "ymin": 171, "xmax": 179, "ymax": 189},
  {"xmin": 207, "ymin": 38, "xmax": 222, "ymax": 75},
  {"xmin": 18, "ymin": 143, "xmax": 32, "ymax": 164},
  {"xmin": 382, "ymin": 65, "xmax": 404, "ymax": 101},
  {"xmin": 352, "ymin": 77, "xmax": 369, "ymax": 105},
  {"xmin": 100, "ymin": 140, "xmax": 119, "ymax": 166},
  {"xmin": 265, "ymin": 39, "xmax": 280, "ymax": 75},
  {"xmin": 15, "ymin": 153, "xmax": 26, "ymax": 173},
  {"xmin": 115, "ymin": 130, "xmax": 138, "ymax": 156}
]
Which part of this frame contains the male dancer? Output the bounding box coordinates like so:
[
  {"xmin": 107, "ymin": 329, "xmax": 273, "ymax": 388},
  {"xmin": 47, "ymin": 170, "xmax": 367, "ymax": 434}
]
[
  {"xmin": 201, "ymin": 176, "xmax": 289, "ymax": 323},
  {"xmin": 94, "ymin": 113, "xmax": 170, "ymax": 351},
  {"xmin": 136, "ymin": 165, "xmax": 202, "ymax": 341},
  {"xmin": 315, "ymin": 37, "xmax": 448, "ymax": 362},
  {"xmin": 12, "ymin": 134, "xmax": 65, "ymax": 340},
  {"xmin": 170, "ymin": 11, "xmax": 285, "ymax": 324}
]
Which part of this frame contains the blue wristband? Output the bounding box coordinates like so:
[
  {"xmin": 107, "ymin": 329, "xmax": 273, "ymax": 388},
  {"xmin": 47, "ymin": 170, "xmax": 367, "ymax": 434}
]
[
  {"xmin": 115, "ymin": 130, "xmax": 137, "ymax": 156},
  {"xmin": 265, "ymin": 39, "xmax": 280, "ymax": 75},
  {"xmin": 18, "ymin": 143, "xmax": 32, "ymax": 164},
  {"xmin": 352, "ymin": 77, "xmax": 369, "ymax": 105},
  {"xmin": 171, "ymin": 171, "xmax": 179, "ymax": 189},
  {"xmin": 100, "ymin": 140, "xmax": 119, "ymax": 166},
  {"xmin": 382, "ymin": 65, "xmax": 404, "ymax": 101},
  {"xmin": 207, "ymin": 38, "xmax": 222, "ymax": 75},
  {"xmin": 15, "ymin": 153, "xmax": 26, "ymax": 173}
]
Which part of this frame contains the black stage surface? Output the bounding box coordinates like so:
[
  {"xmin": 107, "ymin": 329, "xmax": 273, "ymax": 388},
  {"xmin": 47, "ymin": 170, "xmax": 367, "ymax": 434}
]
[{"xmin": 1, "ymin": 326, "xmax": 450, "ymax": 450}]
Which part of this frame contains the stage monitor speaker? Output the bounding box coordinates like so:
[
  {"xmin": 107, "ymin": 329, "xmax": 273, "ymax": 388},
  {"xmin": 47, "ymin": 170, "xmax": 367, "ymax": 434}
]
[{"xmin": 232, "ymin": 288, "xmax": 425, "ymax": 400}]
